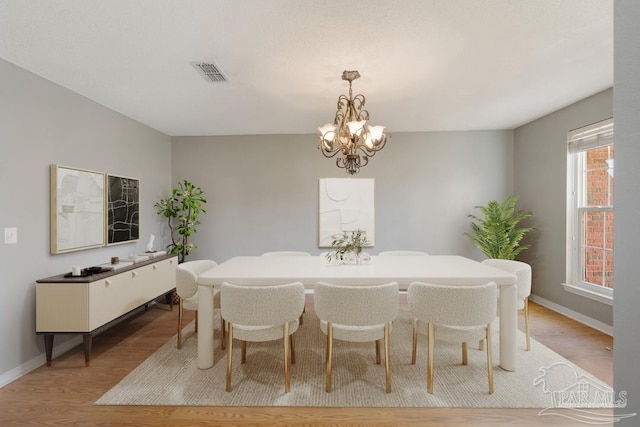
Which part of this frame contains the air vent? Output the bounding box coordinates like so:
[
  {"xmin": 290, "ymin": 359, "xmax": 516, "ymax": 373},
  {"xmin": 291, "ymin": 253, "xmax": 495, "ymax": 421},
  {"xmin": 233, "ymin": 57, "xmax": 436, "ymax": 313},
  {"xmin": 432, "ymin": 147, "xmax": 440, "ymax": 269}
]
[{"xmin": 191, "ymin": 61, "xmax": 228, "ymax": 82}]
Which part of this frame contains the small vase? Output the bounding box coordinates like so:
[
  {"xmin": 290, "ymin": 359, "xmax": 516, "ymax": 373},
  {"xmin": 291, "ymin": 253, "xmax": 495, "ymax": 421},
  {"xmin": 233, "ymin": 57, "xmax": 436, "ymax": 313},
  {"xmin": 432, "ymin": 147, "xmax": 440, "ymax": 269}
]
[{"xmin": 344, "ymin": 251, "xmax": 370, "ymax": 265}]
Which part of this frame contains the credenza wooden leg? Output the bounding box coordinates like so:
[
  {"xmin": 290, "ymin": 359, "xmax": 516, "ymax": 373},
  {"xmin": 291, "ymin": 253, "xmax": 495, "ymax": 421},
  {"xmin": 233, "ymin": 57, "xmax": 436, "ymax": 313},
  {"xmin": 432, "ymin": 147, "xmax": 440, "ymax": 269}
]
[
  {"xmin": 83, "ymin": 334, "xmax": 92, "ymax": 367},
  {"xmin": 44, "ymin": 334, "xmax": 54, "ymax": 367}
]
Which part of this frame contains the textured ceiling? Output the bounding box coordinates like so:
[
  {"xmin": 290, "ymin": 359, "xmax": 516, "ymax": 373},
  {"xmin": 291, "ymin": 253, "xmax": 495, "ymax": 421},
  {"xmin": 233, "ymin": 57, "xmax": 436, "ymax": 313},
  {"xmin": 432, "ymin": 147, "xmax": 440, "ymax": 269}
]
[{"xmin": 0, "ymin": 0, "xmax": 613, "ymax": 136}]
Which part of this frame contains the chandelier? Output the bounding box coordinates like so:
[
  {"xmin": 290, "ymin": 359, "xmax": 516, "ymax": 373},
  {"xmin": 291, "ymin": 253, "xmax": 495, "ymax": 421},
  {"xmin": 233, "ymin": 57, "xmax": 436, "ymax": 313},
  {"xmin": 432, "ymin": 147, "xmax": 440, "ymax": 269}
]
[{"xmin": 317, "ymin": 70, "xmax": 390, "ymax": 175}]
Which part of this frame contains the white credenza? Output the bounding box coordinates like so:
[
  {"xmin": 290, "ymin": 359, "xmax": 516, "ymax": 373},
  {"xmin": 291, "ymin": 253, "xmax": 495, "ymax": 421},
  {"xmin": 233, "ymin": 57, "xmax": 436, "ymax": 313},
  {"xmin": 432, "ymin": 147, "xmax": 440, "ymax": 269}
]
[{"xmin": 36, "ymin": 254, "xmax": 177, "ymax": 366}]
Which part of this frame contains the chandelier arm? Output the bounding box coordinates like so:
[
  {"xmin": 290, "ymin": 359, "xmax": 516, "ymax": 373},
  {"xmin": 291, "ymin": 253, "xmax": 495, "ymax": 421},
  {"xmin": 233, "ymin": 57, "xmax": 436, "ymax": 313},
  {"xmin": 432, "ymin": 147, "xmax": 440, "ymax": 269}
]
[
  {"xmin": 319, "ymin": 144, "xmax": 344, "ymax": 159},
  {"xmin": 345, "ymin": 101, "xmax": 357, "ymax": 123},
  {"xmin": 352, "ymin": 94, "xmax": 366, "ymax": 111},
  {"xmin": 373, "ymin": 135, "xmax": 390, "ymax": 151},
  {"xmin": 334, "ymin": 99, "xmax": 351, "ymax": 128},
  {"xmin": 360, "ymin": 155, "xmax": 369, "ymax": 168},
  {"xmin": 357, "ymin": 147, "xmax": 377, "ymax": 157},
  {"xmin": 336, "ymin": 94, "xmax": 349, "ymax": 111},
  {"xmin": 358, "ymin": 145, "xmax": 384, "ymax": 155},
  {"xmin": 357, "ymin": 109, "xmax": 370, "ymax": 121}
]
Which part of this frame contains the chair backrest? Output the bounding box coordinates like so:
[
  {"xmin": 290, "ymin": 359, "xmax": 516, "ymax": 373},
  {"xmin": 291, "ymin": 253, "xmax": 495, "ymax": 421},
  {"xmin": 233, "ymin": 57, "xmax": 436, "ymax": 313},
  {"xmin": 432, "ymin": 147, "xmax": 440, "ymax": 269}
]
[
  {"xmin": 314, "ymin": 282, "xmax": 399, "ymax": 326},
  {"xmin": 378, "ymin": 251, "xmax": 429, "ymax": 256},
  {"xmin": 176, "ymin": 260, "xmax": 218, "ymax": 299},
  {"xmin": 481, "ymin": 259, "xmax": 532, "ymax": 300},
  {"xmin": 407, "ymin": 282, "xmax": 497, "ymax": 327},
  {"xmin": 261, "ymin": 251, "xmax": 311, "ymax": 256},
  {"xmin": 220, "ymin": 282, "xmax": 305, "ymax": 326}
]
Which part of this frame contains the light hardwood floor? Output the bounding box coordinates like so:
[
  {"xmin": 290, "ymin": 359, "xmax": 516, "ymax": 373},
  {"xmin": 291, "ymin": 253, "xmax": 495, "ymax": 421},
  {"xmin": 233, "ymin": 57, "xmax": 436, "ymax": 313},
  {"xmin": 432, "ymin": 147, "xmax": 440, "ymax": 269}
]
[{"xmin": 0, "ymin": 299, "xmax": 613, "ymax": 426}]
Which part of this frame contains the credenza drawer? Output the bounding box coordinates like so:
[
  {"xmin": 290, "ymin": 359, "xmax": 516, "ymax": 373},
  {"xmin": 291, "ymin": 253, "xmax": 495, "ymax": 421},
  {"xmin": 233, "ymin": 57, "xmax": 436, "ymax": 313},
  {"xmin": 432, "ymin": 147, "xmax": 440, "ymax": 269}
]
[
  {"xmin": 36, "ymin": 283, "xmax": 89, "ymax": 332},
  {"xmin": 89, "ymin": 270, "xmax": 140, "ymax": 330}
]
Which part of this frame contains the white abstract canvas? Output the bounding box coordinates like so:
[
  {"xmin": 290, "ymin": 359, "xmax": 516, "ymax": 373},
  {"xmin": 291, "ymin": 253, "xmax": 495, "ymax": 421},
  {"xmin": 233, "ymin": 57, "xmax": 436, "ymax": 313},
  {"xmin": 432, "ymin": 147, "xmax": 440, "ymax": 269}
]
[
  {"xmin": 319, "ymin": 178, "xmax": 375, "ymax": 247},
  {"xmin": 51, "ymin": 164, "xmax": 105, "ymax": 254}
]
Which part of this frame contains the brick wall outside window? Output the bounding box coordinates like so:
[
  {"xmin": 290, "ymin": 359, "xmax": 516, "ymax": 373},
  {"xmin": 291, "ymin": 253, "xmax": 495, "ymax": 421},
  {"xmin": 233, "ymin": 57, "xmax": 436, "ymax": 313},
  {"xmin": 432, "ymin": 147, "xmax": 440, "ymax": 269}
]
[{"xmin": 582, "ymin": 145, "xmax": 614, "ymax": 288}]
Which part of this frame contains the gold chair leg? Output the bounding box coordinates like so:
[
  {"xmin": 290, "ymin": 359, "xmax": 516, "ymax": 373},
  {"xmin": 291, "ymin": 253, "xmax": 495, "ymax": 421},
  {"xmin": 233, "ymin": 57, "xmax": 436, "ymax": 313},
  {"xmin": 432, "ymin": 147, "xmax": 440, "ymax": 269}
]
[
  {"xmin": 375, "ymin": 340, "xmax": 381, "ymax": 364},
  {"xmin": 384, "ymin": 322, "xmax": 391, "ymax": 393},
  {"xmin": 177, "ymin": 299, "xmax": 183, "ymax": 350},
  {"xmin": 241, "ymin": 340, "xmax": 247, "ymax": 364},
  {"xmin": 226, "ymin": 324, "xmax": 233, "ymax": 392},
  {"xmin": 194, "ymin": 310, "xmax": 198, "ymax": 333},
  {"xmin": 290, "ymin": 333, "xmax": 296, "ymax": 365},
  {"xmin": 462, "ymin": 342, "xmax": 468, "ymax": 365},
  {"xmin": 284, "ymin": 322, "xmax": 291, "ymax": 393},
  {"xmin": 326, "ymin": 323, "xmax": 333, "ymax": 393},
  {"xmin": 486, "ymin": 323, "xmax": 494, "ymax": 394},
  {"xmin": 478, "ymin": 339, "xmax": 484, "ymax": 351},
  {"xmin": 427, "ymin": 322, "xmax": 434, "ymax": 394},
  {"xmin": 524, "ymin": 297, "xmax": 531, "ymax": 351},
  {"xmin": 411, "ymin": 325, "xmax": 418, "ymax": 365},
  {"xmin": 221, "ymin": 318, "xmax": 226, "ymax": 350}
]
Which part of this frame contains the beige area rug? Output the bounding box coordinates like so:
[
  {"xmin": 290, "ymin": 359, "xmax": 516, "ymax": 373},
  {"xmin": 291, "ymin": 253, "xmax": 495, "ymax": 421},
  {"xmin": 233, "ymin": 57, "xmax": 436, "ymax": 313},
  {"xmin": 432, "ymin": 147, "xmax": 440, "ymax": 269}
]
[{"xmin": 96, "ymin": 309, "xmax": 612, "ymax": 408}]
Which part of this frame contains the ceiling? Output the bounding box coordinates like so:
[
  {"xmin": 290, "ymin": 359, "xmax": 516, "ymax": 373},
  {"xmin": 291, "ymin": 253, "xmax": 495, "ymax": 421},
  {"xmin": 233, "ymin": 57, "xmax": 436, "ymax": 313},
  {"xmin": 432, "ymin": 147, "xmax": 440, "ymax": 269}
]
[{"xmin": 0, "ymin": 1, "xmax": 613, "ymax": 137}]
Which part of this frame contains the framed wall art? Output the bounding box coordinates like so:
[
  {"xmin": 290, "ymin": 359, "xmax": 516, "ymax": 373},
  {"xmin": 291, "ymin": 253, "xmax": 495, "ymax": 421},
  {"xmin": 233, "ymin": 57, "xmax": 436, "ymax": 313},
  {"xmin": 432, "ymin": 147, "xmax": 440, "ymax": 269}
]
[
  {"xmin": 50, "ymin": 164, "xmax": 106, "ymax": 254},
  {"xmin": 107, "ymin": 174, "xmax": 140, "ymax": 245},
  {"xmin": 318, "ymin": 178, "xmax": 375, "ymax": 247}
]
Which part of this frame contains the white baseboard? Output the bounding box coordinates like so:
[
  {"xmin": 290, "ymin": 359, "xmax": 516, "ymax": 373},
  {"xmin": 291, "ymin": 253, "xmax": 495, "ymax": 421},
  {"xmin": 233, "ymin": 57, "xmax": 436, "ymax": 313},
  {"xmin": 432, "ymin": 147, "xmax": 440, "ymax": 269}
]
[
  {"xmin": 529, "ymin": 294, "xmax": 613, "ymax": 336},
  {"xmin": 0, "ymin": 335, "xmax": 82, "ymax": 388}
]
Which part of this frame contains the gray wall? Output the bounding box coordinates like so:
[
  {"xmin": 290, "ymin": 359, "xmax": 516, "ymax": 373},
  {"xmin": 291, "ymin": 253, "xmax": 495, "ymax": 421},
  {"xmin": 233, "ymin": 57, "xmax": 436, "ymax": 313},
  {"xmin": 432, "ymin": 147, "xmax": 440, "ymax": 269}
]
[
  {"xmin": 3, "ymin": 13, "xmax": 637, "ymax": 407},
  {"xmin": 170, "ymin": 131, "xmax": 514, "ymax": 263},
  {"xmin": 0, "ymin": 58, "xmax": 172, "ymax": 381},
  {"xmin": 614, "ymin": 0, "xmax": 640, "ymax": 423},
  {"xmin": 513, "ymin": 89, "xmax": 614, "ymax": 326}
]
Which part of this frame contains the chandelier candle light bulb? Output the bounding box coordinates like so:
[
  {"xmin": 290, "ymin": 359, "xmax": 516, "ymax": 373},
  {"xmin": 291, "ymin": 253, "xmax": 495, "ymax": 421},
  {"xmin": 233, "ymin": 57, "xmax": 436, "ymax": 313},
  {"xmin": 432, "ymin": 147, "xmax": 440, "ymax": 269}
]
[{"xmin": 318, "ymin": 70, "xmax": 389, "ymax": 175}]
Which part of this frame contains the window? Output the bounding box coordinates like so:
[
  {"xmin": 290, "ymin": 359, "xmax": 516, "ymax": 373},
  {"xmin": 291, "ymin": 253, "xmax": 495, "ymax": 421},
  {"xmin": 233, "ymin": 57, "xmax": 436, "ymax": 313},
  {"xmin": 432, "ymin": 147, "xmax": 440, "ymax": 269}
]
[{"xmin": 565, "ymin": 118, "xmax": 614, "ymax": 304}]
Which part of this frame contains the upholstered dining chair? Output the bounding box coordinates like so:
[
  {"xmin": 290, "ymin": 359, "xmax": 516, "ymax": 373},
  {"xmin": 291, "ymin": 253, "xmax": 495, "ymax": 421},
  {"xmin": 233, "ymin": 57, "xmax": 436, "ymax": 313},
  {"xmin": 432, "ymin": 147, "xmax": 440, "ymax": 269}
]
[
  {"xmin": 378, "ymin": 251, "xmax": 429, "ymax": 256},
  {"xmin": 221, "ymin": 281, "xmax": 305, "ymax": 393},
  {"xmin": 314, "ymin": 281, "xmax": 399, "ymax": 393},
  {"xmin": 261, "ymin": 250, "xmax": 310, "ymax": 324},
  {"xmin": 407, "ymin": 281, "xmax": 497, "ymax": 394},
  {"xmin": 261, "ymin": 251, "xmax": 311, "ymax": 256},
  {"xmin": 481, "ymin": 259, "xmax": 533, "ymax": 350},
  {"xmin": 175, "ymin": 260, "xmax": 226, "ymax": 350}
]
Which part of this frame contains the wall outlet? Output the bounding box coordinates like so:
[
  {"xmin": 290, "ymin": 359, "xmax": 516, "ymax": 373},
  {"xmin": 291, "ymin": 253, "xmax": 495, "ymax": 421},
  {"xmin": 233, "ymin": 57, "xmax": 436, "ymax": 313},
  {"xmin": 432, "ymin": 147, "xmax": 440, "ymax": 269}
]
[{"xmin": 4, "ymin": 227, "xmax": 17, "ymax": 244}]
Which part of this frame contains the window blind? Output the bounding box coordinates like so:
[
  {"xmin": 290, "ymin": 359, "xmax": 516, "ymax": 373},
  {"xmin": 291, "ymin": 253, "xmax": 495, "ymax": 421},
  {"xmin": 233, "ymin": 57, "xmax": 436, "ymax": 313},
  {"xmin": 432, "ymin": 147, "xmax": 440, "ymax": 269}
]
[{"xmin": 567, "ymin": 118, "xmax": 614, "ymax": 154}]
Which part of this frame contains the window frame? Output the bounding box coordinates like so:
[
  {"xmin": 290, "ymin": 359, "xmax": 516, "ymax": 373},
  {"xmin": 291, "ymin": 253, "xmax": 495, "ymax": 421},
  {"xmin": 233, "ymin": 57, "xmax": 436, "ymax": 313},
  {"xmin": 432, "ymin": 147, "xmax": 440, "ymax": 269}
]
[{"xmin": 564, "ymin": 118, "xmax": 614, "ymax": 305}]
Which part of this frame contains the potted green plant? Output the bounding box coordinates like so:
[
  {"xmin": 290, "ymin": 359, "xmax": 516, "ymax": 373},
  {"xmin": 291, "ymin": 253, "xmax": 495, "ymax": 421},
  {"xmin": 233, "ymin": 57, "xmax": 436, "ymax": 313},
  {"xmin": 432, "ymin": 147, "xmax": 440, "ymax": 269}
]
[
  {"xmin": 464, "ymin": 195, "xmax": 534, "ymax": 260},
  {"xmin": 326, "ymin": 229, "xmax": 371, "ymax": 264},
  {"xmin": 154, "ymin": 180, "xmax": 207, "ymax": 263}
]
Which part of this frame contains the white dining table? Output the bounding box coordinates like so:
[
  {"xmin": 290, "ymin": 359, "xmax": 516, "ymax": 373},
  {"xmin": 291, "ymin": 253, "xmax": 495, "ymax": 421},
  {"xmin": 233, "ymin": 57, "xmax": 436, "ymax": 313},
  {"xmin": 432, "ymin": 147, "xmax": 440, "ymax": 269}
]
[{"xmin": 197, "ymin": 255, "xmax": 518, "ymax": 371}]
